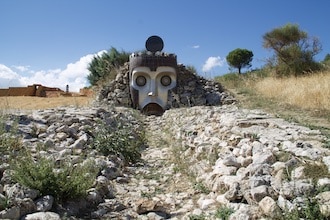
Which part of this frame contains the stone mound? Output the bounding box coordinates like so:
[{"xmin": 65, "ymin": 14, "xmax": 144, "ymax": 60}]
[{"xmin": 96, "ymin": 63, "xmax": 236, "ymax": 109}]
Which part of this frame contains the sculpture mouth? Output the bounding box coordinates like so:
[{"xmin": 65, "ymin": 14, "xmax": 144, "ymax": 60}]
[{"xmin": 142, "ymin": 103, "xmax": 164, "ymax": 116}]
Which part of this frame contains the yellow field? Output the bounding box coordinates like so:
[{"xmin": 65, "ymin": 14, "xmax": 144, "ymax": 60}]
[
  {"xmin": 0, "ymin": 96, "xmax": 94, "ymax": 112},
  {"xmin": 254, "ymin": 71, "xmax": 330, "ymax": 110}
]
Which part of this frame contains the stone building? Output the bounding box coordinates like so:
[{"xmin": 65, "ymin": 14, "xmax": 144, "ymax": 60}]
[{"xmin": 0, "ymin": 84, "xmax": 63, "ymax": 97}]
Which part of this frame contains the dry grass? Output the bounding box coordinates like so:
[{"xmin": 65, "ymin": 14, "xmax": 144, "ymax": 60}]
[
  {"xmin": 254, "ymin": 71, "xmax": 330, "ymax": 111},
  {"xmin": 216, "ymin": 70, "xmax": 330, "ymax": 137},
  {"xmin": 0, "ymin": 96, "xmax": 94, "ymax": 112}
]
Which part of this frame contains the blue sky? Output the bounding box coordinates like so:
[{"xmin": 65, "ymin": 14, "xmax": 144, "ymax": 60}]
[{"xmin": 1, "ymin": 0, "xmax": 329, "ymax": 92}]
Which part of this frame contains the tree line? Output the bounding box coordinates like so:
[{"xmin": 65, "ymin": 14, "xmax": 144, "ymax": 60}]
[{"xmin": 87, "ymin": 23, "xmax": 330, "ymax": 86}]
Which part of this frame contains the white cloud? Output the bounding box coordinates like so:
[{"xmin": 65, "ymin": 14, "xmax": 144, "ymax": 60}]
[
  {"xmin": 202, "ymin": 56, "xmax": 225, "ymax": 72},
  {"xmin": 0, "ymin": 50, "xmax": 106, "ymax": 92},
  {"xmin": 0, "ymin": 64, "xmax": 22, "ymax": 88},
  {"xmin": 192, "ymin": 45, "xmax": 200, "ymax": 49},
  {"xmin": 12, "ymin": 65, "xmax": 30, "ymax": 72}
]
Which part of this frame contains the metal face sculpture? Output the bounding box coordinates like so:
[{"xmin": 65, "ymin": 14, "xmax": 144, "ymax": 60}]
[
  {"xmin": 131, "ymin": 66, "xmax": 176, "ymax": 112},
  {"xmin": 129, "ymin": 36, "xmax": 177, "ymax": 115}
]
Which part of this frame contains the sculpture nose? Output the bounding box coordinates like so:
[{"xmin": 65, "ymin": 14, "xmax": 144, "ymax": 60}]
[{"xmin": 148, "ymin": 81, "xmax": 157, "ymax": 97}]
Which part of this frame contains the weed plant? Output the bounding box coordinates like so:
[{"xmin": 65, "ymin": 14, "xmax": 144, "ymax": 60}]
[
  {"xmin": 279, "ymin": 161, "xmax": 329, "ymax": 219},
  {"xmin": 193, "ymin": 181, "xmax": 211, "ymax": 194},
  {"xmin": 322, "ymin": 140, "xmax": 330, "ymax": 149},
  {"xmin": 0, "ymin": 194, "xmax": 9, "ymax": 211},
  {"xmin": 215, "ymin": 205, "xmax": 234, "ymax": 220},
  {"xmin": 93, "ymin": 118, "xmax": 144, "ymax": 164},
  {"xmin": 11, "ymin": 152, "xmax": 98, "ymax": 202},
  {"xmin": 188, "ymin": 214, "xmax": 206, "ymax": 220},
  {"xmin": 0, "ymin": 115, "xmax": 22, "ymax": 157},
  {"xmin": 282, "ymin": 197, "xmax": 326, "ymax": 220}
]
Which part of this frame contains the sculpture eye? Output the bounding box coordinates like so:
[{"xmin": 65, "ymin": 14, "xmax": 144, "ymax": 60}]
[
  {"xmin": 136, "ymin": 76, "xmax": 146, "ymax": 86},
  {"xmin": 160, "ymin": 75, "xmax": 171, "ymax": 86}
]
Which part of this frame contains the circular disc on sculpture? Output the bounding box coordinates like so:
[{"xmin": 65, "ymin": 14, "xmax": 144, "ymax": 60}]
[{"xmin": 145, "ymin": 35, "xmax": 164, "ymax": 52}]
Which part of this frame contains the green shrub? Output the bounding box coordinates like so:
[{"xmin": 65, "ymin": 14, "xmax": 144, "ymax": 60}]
[
  {"xmin": 93, "ymin": 119, "xmax": 143, "ymax": 164},
  {"xmin": 11, "ymin": 153, "xmax": 98, "ymax": 202},
  {"xmin": 189, "ymin": 214, "xmax": 206, "ymax": 220},
  {"xmin": 87, "ymin": 47, "xmax": 130, "ymax": 86},
  {"xmin": 0, "ymin": 195, "xmax": 9, "ymax": 211},
  {"xmin": 193, "ymin": 181, "xmax": 210, "ymax": 194},
  {"xmin": 282, "ymin": 197, "xmax": 326, "ymax": 220},
  {"xmin": 322, "ymin": 140, "xmax": 330, "ymax": 149},
  {"xmin": 215, "ymin": 205, "xmax": 234, "ymax": 220},
  {"xmin": 0, "ymin": 116, "xmax": 22, "ymax": 156}
]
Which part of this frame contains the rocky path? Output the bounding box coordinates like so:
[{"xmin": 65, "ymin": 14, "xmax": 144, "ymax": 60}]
[{"xmin": 108, "ymin": 115, "xmax": 198, "ymax": 219}]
